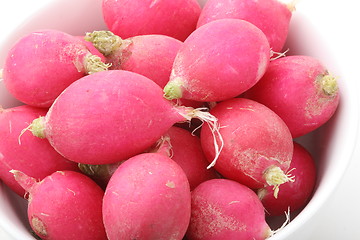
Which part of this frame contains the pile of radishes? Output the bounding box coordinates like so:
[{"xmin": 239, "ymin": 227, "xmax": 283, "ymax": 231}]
[{"xmin": 0, "ymin": 0, "xmax": 340, "ymax": 239}]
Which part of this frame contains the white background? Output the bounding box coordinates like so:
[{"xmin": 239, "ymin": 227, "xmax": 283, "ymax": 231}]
[{"xmin": 0, "ymin": 0, "xmax": 360, "ymax": 239}]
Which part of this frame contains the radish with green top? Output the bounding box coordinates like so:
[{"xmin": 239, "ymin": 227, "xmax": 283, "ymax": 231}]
[
  {"xmin": 0, "ymin": 105, "xmax": 78, "ymax": 197},
  {"xmin": 244, "ymin": 55, "xmax": 340, "ymax": 138},
  {"xmin": 102, "ymin": 0, "xmax": 201, "ymax": 41},
  {"xmin": 2, "ymin": 29, "xmax": 110, "ymax": 108},
  {"xmin": 103, "ymin": 152, "xmax": 191, "ymax": 240},
  {"xmin": 28, "ymin": 70, "xmax": 221, "ymax": 165},
  {"xmin": 200, "ymin": 98, "xmax": 294, "ymax": 197},
  {"xmin": 258, "ymin": 141, "xmax": 317, "ymax": 216},
  {"xmin": 85, "ymin": 31, "xmax": 203, "ymax": 108},
  {"xmin": 197, "ymin": 0, "xmax": 294, "ymax": 52},
  {"xmin": 85, "ymin": 31, "xmax": 182, "ymax": 89},
  {"xmin": 163, "ymin": 18, "xmax": 271, "ymax": 102},
  {"xmin": 11, "ymin": 170, "xmax": 107, "ymax": 240},
  {"xmin": 186, "ymin": 179, "xmax": 272, "ymax": 240}
]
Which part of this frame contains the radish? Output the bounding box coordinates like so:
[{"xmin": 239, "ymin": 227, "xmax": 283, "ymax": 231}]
[
  {"xmin": 163, "ymin": 18, "xmax": 271, "ymax": 102},
  {"xmin": 156, "ymin": 126, "xmax": 219, "ymax": 190},
  {"xmin": 0, "ymin": 105, "xmax": 78, "ymax": 197},
  {"xmin": 258, "ymin": 141, "xmax": 317, "ymax": 216},
  {"xmin": 85, "ymin": 31, "xmax": 182, "ymax": 88},
  {"xmin": 103, "ymin": 152, "xmax": 191, "ymax": 240},
  {"xmin": 85, "ymin": 31, "xmax": 203, "ymax": 108},
  {"xmin": 244, "ymin": 55, "xmax": 340, "ymax": 138},
  {"xmin": 197, "ymin": 0, "xmax": 294, "ymax": 52},
  {"xmin": 11, "ymin": 170, "xmax": 107, "ymax": 240},
  {"xmin": 102, "ymin": 0, "xmax": 201, "ymax": 41},
  {"xmin": 2, "ymin": 29, "xmax": 110, "ymax": 108},
  {"xmin": 200, "ymin": 98, "xmax": 294, "ymax": 196},
  {"xmin": 186, "ymin": 179, "xmax": 272, "ymax": 240},
  {"xmin": 28, "ymin": 70, "xmax": 222, "ymax": 165}
]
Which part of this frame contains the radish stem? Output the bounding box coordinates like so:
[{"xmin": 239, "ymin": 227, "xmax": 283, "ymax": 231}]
[
  {"xmin": 263, "ymin": 166, "xmax": 295, "ymax": 198},
  {"xmin": 85, "ymin": 30, "xmax": 123, "ymax": 56},
  {"xmin": 163, "ymin": 77, "xmax": 184, "ymax": 100},
  {"xmin": 318, "ymin": 73, "xmax": 338, "ymax": 96},
  {"xmin": 29, "ymin": 117, "xmax": 46, "ymax": 139},
  {"xmin": 84, "ymin": 54, "xmax": 111, "ymax": 74}
]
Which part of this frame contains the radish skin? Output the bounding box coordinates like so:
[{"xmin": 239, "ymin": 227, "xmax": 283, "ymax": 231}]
[
  {"xmin": 103, "ymin": 153, "xmax": 191, "ymax": 240},
  {"xmin": 0, "ymin": 105, "xmax": 78, "ymax": 197},
  {"xmin": 2, "ymin": 29, "xmax": 109, "ymax": 108},
  {"xmin": 164, "ymin": 19, "xmax": 270, "ymax": 102},
  {"xmin": 200, "ymin": 98, "xmax": 294, "ymax": 194},
  {"xmin": 186, "ymin": 179, "xmax": 272, "ymax": 240},
  {"xmin": 244, "ymin": 55, "xmax": 340, "ymax": 138},
  {"xmin": 85, "ymin": 31, "xmax": 204, "ymax": 108},
  {"xmin": 28, "ymin": 70, "xmax": 222, "ymax": 165},
  {"xmin": 157, "ymin": 127, "xmax": 219, "ymax": 190},
  {"xmin": 102, "ymin": 0, "xmax": 201, "ymax": 41},
  {"xmin": 11, "ymin": 170, "xmax": 107, "ymax": 240},
  {"xmin": 197, "ymin": 0, "xmax": 293, "ymax": 52},
  {"xmin": 85, "ymin": 31, "xmax": 182, "ymax": 88}
]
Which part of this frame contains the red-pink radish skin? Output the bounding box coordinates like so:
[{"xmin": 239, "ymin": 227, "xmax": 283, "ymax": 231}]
[
  {"xmin": 106, "ymin": 34, "xmax": 182, "ymax": 88},
  {"xmin": 103, "ymin": 153, "xmax": 191, "ymax": 240},
  {"xmin": 2, "ymin": 29, "xmax": 108, "ymax": 108},
  {"xmin": 244, "ymin": 55, "xmax": 340, "ymax": 138},
  {"xmin": 200, "ymin": 98, "xmax": 294, "ymax": 190},
  {"xmin": 29, "ymin": 70, "xmax": 196, "ymax": 165},
  {"xmin": 186, "ymin": 179, "xmax": 272, "ymax": 240},
  {"xmin": 258, "ymin": 142, "xmax": 317, "ymax": 216},
  {"xmin": 160, "ymin": 127, "xmax": 219, "ymax": 190},
  {"xmin": 102, "ymin": 0, "xmax": 201, "ymax": 41},
  {"xmin": 0, "ymin": 105, "xmax": 78, "ymax": 197},
  {"xmin": 164, "ymin": 19, "xmax": 270, "ymax": 102},
  {"xmin": 11, "ymin": 170, "xmax": 107, "ymax": 240},
  {"xmin": 85, "ymin": 31, "xmax": 203, "ymax": 108},
  {"xmin": 76, "ymin": 35, "xmax": 107, "ymax": 62},
  {"xmin": 197, "ymin": 0, "xmax": 292, "ymax": 52}
]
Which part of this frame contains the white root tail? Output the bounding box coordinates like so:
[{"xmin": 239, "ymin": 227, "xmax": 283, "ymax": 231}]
[
  {"xmin": 270, "ymin": 48, "xmax": 289, "ymax": 61},
  {"xmin": 179, "ymin": 107, "xmax": 224, "ymax": 169},
  {"xmin": 267, "ymin": 207, "xmax": 291, "ymax": 238}
]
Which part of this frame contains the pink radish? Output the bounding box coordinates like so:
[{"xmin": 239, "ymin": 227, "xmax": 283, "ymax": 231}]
[
  {"xmin": 2, "ymin": 29, "xmax": 110, "ymax": 108},
  {"xmin": 200, "ymin": 98, "xmax": 294, "ymax": 196},
  {"xmin": 28, "ymin": 70, "xmax": 221, "ymax": 165},
  {"xmin": 85, "ymin": 31, "xmax": 203, "ymax": 108},
  {"xmin": 11, "ymin": 170, "xmax": 107, "ymax": 240},
  {"xmin": 103, "ymin": 152, "xmax": 191, "ymax": 240},
  {"xmin": 0, "ymin": 105, "xmax": 78, "ymax": 197},
  {"xmin": 156, "ymin": 126, "xmax": 219, "ymax": 190},
  {"xmin": 85, "ymin": 31, "xmax": 182, "ymax": 89},
  {"xmin": 163, "ymin": 18, "xmax": 271, "ymax": 102},
  {"xmin": 244, "ymin": 55, "xmax": 340, "ymax": 138},
  {"xmin": 258, "ymin": 141, "xmax": 317, "ymax": 216},
  {"xmin": 186, "ymin": 179, "xmax": 272, "ymax": 240},
  {"xmin": 197, "ymin": 0, "xmax": 293, "ymax": 52},
  {"xmin": 102, "ymin": 0, "xmax": 201, "ymax": 41}
]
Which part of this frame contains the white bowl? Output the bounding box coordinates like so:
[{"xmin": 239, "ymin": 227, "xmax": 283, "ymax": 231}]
[{"xmin": 1, "ymin": 0, "xmax": 359, "ymax": 239}]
